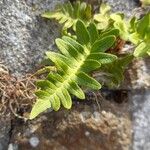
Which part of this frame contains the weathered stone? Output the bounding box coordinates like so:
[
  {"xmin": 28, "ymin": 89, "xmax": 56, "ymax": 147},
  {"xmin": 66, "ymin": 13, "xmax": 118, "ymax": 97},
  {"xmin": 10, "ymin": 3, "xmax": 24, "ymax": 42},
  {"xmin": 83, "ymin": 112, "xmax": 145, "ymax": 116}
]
[
  {"xmin": 0, "ymin": 117, "xmax": 11, "ymax": 150},
  {"xmin": 129, "ymin": 58, "xmax": 150, "ymax": 89},
  {"xmin": 131, "ymin": 90, "xmax": 150, "ymax": 150},
  {"xmin": 0, "ymin": 0, "xmax": 66, "ymax": 76},
  {"xmin": 104, "ymin": 0, "xmax": 140, "ymax": 17},
  {"xmin": 29, "ymin": 136, "xmax": 40, "ymax": 148},
  {"xmin": 9, "ymin": 99, "xmax": 132, "ymax": 150}
]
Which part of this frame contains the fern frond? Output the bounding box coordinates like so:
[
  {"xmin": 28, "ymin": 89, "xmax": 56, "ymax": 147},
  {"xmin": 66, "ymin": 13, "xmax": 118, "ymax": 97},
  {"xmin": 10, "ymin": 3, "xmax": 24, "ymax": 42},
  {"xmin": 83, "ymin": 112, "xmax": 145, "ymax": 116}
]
[
  {"xmin": 42, "ymin": 1, "xmax": 92, "ymax": 30},
  {"xmin": 30, "ymin": 20, "xmax": 117, "ymax": 119}
]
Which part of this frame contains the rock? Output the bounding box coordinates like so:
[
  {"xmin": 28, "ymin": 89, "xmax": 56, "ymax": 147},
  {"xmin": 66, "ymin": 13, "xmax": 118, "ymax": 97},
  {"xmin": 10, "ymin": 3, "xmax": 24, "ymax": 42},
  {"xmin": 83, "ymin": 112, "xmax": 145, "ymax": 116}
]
[
  {"xmin": 0, "ymin": 117, "xmax": 11, "ymax": 150},
  {"xmin": 29, "ymin": 137, "xmax": 40, "ymax": 147},
  {"xmin": 129, "ymin": 58, "xmax": 150, "ymax": 89},
  {"xmin": 104, "ymin": 0, "xmax": 140, "ymax": 17},
  {"xmin": 131, "ymin": 90, "xmax": 150, "ymax": 150},
  {"xmin": 9, "ymin": 98, "xmax": 132, "ymax": 150},
  {"xmin": 8, "ymin": 143, "xmax": 18, "ymax": 150},
  {"xmin": 0, "ymin": 0, "xmax": 66, "ymax": 76}
]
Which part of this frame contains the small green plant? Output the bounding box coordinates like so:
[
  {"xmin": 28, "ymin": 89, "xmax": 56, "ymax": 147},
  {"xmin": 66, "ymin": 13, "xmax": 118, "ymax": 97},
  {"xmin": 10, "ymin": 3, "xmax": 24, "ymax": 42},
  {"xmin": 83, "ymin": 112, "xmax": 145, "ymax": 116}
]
[{"xmin": 30, "ymin": 1, "xmax": 150, "ymax": 119}]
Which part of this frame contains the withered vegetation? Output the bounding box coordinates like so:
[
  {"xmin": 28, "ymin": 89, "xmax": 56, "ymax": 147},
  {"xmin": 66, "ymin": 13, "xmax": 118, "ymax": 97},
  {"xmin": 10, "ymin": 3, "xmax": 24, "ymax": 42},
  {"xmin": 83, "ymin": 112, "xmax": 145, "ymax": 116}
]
[{"xmin": 0, "ymin": 63, "xmax": 37, "ymax": 120}]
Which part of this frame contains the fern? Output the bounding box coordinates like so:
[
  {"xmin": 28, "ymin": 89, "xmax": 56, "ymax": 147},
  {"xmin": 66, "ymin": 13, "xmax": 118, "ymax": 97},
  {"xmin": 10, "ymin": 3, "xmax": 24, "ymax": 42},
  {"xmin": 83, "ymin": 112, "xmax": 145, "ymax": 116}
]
[
  {"xmin": 42, "ymin": 1, "xmax": 92, "ymax": 30},
  {"xmin": 30, "ymin": 20, "xmax": 117, "ymax": 119}
]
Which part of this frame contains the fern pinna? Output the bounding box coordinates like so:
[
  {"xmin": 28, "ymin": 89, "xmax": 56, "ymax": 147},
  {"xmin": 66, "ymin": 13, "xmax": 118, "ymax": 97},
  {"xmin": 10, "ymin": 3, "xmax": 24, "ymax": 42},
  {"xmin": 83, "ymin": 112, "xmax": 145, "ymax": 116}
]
[{"xmin": 30, "ymin": 20, "xmax": 117, "ymax": 119}]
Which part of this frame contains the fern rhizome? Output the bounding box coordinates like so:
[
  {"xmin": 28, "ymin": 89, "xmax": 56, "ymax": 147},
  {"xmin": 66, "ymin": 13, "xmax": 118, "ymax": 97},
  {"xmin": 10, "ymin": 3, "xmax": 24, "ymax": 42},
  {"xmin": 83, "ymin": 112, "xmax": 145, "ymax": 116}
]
[{"xmin": 30, "ymin": 1, "xmax": 150, "ymax": 119}]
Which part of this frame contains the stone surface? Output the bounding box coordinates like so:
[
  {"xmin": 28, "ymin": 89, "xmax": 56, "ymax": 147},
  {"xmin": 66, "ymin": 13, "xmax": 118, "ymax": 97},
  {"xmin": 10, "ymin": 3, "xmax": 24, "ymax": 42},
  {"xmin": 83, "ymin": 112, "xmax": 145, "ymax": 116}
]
[
  {"xmin": 104, "ymin": 0, "xmax": 140, "ymax": 17},
  {"xmin": 0, "ymin": 0, "xmax": 66, "ymax": 76},
  {"xmin": 10, "ymin": 98, "xmax": 132, "ymax": 150},
  {"xmin": 0, "ymin": 117, "xmax": 11, "ymax": 150},
  {"xmin": 29, "ymin": 136, "xmax": 40, "ymax": 147},
  {"xmin": 129, "ymin": 58, "xmax": 150, "ymax": 89},
  {"xmin": 131, "ymin": 90, "xmax": 150, "ymax": 150}
]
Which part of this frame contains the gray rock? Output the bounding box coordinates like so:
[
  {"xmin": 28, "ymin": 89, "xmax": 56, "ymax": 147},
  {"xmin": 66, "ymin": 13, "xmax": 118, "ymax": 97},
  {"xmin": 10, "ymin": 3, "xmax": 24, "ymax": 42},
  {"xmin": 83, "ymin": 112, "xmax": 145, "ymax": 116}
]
[
  {"xmin": 0, "ymin": 0, "xmax": 67, "ymax": 76},
  {"xmin": 8, "ymin": 143, "xmax": 18, "ymax": 150},
  {"xmin": 29, "ymin": 136, "xmax": 40, "ymax": 147},
  {"xmin": 104, "ymin": 0, "xmax": 140, "ymax": 17},
  {"xmin": 0, "ymin": 117, "xmax": 11, "ymax": 150},
  {"xmin": 130, "ymin": 58, "xmax": 150, "ymax": 89},
  {"xmin": 131, "ymin": 90, "xmax": 150, "ymax": 150}
]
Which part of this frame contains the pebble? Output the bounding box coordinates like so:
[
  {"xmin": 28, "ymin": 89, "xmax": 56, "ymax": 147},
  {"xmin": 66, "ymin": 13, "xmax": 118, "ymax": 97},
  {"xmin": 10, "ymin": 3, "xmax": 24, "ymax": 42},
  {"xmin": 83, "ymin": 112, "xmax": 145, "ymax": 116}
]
[
  {"xmin": 85, "ymin": 131, "xmax": 90, "ymax": 137},
  {"xmin": 92, "ymin": 111, "xmax": 101, "ymax": 122},
  {"xmin": 8, "ymin": 143, "xmax": 18, "ymax": 150},
  {"xmin": 29, "ymin": 136, "xmax": 40, "ymax": 147},
  {"xmin": 80, "ymin": 111, "xmax": 91, "ymax": 123}
]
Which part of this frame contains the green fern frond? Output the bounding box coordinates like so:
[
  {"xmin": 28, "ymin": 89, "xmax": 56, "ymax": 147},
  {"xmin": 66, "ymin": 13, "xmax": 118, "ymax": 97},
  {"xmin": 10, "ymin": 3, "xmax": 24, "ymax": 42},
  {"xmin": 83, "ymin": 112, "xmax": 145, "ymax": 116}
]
[
  {"xmin": 42, "ymin": 1, "xmax": 92, "ymax": 30},
  {"xmin": 30, "ymin": 20, "xmax": 117, "ymax": 119}
]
